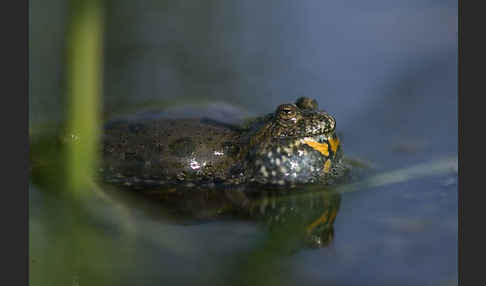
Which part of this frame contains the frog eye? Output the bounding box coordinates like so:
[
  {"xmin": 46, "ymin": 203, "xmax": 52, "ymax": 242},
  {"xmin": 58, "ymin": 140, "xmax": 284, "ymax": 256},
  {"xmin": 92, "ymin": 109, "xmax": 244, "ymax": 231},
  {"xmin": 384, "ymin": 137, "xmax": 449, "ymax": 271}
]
[
  {"xmin": 276, "ymin": 104, "xmax": 299, "ymax": 121},
  {"xmin": 295, "ymin": 97, "xmax": 318, "ymax": 110}
]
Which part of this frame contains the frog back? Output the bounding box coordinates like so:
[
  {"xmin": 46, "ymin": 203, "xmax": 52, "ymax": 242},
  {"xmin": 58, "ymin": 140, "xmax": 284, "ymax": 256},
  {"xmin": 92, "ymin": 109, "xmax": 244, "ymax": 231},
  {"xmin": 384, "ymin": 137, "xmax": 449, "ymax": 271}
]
[{"xmin": 102, "ymin": 117, "xmax": 241, "ymax": 184}]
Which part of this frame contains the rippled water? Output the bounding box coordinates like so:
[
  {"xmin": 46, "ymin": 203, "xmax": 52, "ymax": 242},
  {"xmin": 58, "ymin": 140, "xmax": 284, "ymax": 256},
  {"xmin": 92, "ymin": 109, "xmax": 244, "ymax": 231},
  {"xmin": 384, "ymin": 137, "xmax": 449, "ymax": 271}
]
[{"xmin": 30, "ymin": 1, "xmax": 457, "ymax": 285}]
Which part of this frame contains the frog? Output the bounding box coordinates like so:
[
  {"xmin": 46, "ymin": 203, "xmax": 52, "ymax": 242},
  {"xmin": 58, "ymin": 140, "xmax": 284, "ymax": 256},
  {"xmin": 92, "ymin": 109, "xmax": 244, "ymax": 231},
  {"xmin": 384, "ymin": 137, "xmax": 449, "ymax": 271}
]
[{"xmin": 101, "ymin": 97, "xmax": 350, "ymax": 188}]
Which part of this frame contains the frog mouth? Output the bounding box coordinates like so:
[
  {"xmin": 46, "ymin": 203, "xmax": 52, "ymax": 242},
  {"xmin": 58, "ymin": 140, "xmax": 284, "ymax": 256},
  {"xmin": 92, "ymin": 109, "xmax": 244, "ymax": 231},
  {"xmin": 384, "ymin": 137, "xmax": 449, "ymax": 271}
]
[{"xmin": 273, "ymin": 124, "xmax": 333, "ymax": 138}]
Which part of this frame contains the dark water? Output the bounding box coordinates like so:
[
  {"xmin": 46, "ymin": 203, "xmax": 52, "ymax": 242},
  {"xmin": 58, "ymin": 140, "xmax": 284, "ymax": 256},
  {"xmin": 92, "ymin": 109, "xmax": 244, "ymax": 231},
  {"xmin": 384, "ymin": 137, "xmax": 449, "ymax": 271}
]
[{"xmin": 30, "ymin": 1, "xmax": 457, "ymax": 285}]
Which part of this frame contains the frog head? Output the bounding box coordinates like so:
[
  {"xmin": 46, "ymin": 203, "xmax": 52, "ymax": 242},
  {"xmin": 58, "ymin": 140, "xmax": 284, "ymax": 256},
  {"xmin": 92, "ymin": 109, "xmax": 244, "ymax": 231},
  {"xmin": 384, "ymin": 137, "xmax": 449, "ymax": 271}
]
[{"xmin": 247, "ymin": 97, "xmax": 342, "ymax": 185}]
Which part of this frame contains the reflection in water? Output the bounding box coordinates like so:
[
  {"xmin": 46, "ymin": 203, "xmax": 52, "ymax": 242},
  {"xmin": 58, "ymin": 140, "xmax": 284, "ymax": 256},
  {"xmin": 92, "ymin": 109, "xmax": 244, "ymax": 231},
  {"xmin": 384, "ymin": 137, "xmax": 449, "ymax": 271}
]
[
  {"xmin": 234, "ymin": 188, "xmax": 340, "ymax": 249},
  {"xmin": 103, "ymin": 183, "xmax": 341, "ymax": 250}
]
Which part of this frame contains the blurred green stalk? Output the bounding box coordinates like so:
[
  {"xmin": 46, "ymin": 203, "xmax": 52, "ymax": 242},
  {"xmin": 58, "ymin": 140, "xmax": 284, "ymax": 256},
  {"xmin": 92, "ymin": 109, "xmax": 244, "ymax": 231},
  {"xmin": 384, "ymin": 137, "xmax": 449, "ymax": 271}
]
[{"xmin": 65, "ymin": 0, "xmax": 104, "ymax": 196}]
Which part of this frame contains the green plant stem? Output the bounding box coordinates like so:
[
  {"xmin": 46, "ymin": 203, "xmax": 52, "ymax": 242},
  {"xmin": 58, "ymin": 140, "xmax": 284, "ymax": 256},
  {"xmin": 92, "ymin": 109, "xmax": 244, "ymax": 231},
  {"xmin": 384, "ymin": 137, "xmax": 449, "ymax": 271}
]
[{"xmin": 65, "ymin": 0, "xmax": 104, "ymax": 196}]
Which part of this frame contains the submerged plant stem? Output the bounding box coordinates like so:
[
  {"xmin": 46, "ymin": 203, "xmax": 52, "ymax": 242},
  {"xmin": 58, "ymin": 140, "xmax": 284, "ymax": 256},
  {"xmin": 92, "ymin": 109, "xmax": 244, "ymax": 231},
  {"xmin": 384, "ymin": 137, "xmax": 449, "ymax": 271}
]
[{"xmin": 336, "ymin": 156, "xmax": 457, "ymax": 194}]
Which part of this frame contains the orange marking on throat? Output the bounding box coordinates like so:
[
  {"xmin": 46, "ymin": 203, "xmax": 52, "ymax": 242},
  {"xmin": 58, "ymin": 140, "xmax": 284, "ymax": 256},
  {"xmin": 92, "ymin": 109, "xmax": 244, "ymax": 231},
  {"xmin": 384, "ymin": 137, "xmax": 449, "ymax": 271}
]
[
  {"xmin": 303, "ymin": 140, "xmax": 329, "ymax": 157},
  {"xmin": 323, "ymin": 159, "xmax": 332, "ymax": 173},
  {"xmin": 329, "ymin": 136, "xmax": 340, "ymax": 153}
]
